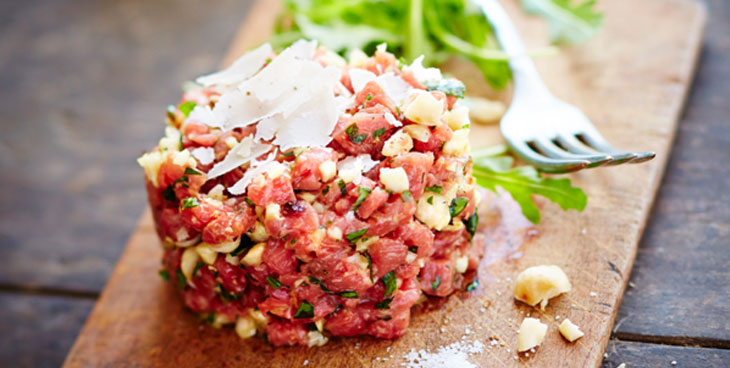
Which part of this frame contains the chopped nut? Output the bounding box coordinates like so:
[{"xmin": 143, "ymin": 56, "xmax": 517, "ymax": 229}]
[
  {"xmin": 513, "ymin": 265, "xmax": 572, "ymax": 310},
  {"xmin": 517, "ymin": 318, "xmax": 547, "ymax": 352},
  {"xmin": 558, "ymin": 318, "xmax": 584, "ymax": 342}
]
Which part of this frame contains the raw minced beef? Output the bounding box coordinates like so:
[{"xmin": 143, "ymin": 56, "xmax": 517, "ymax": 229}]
[{"xmin": 139, "ymin": 40, "xmax": 485, "ymax": 347}]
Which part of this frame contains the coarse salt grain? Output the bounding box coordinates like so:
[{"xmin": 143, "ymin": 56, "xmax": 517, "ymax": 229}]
[{"xmin": 402, "ymin": 340, "xmax": 484, "ymax": 368}]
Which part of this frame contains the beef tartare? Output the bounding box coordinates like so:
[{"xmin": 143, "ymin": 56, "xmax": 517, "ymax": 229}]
[{"xmin": 138, "ymin": 40, "xmax": 484, "ymax": 346}]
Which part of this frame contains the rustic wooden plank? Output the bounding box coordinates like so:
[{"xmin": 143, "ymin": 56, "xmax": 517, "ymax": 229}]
[
  {"xmin": 64, "ymin": 0, "xmax": 708, "ymax": 367},
  {"xmin": 0, "ymin": 292, "xmax": 94, "ymax": 368},
  {"xmin": 0, "ymin": 0, "xmax": 254, "ymax": 293},
  {"xmin": 601, "ymin": 339, "xmax": 730, "ymax": 368},
  {"xmin": 612, "ymin": 0, "xmax": 730, "ymax": 347}
]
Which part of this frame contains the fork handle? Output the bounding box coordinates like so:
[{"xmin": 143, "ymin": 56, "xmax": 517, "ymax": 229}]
[{"xmin": 478, "ymin": 0, "xmax": 552, "ymax": 100}]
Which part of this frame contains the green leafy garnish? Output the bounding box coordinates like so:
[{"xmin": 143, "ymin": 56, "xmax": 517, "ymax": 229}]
[
  {"xmin": 294, "ymin": 300, "xmax": 315, "ymax": 319},
  {"xmin": 401, "ymin": 190, "xmax": 412, "ymax": 202},
  {"xmin": 464, "ymin": 212, "xmax": 479, "ymax": 238},
  {"xmin": 178, "ymin": 101, "xmax": 197, "ymax": 117},
  {"xmin": 425, "ymin": 185, "xmax": 443, "ymax": 194},
  {"xmin": 382, "ymin": 270, "xmax": 397, "ymax": 297},
  {"xmin": 449, "ymin": 197, "xmax": 469, "ymax": 218},
  {"xmin": 192, "ymin": 261, "xmax": 205, "ymax": 279},
  {"xmin": 158, "ymin": 270, "xmax": 170, "ymax": 281},
  {"xmin": 309, "ymin": 276, "xmax": 333, "ymax": 294},
  {"xmin": 472, "ymin": 147, "xmax": 587, "ymax": 224},
  {"xmin": 364, "ymin": 252, "xmax": 374, "ymax": 282},
  {"xmin": 353, "ymin": 187, "xmax": 372, "ymax": 211},
  {"xmin": 175, "ymin": 269, "xmax": 186, "ymax": 290},
  {"xmin": 465, "ymin": 279, "xmax": 480, "ymax": 292},
  {"xmin": 431, "ymin": 275, "xmax": 441, "ymax": 291},
  {"xmin": 425, "ymin": 79, "xmax": 466, "ymax": 98},
  {"xmin": 181, "ymin": 197, "xmax": 200, "ymax": 209},
  {"xmin": 338, "ymin": 180, "xmax": 348, "ymax": 197},
  {"xmin": 322, "ymin": 185, "xmax": 330, "ymax": 196},
  {"xmin": 219, "ymin": 283, "xmax": 241, "ymax": 301},
  {"xmin": 336, "ymin": 290, "xmax": 359, "ymax": 299},
  {"xmin": 374, "ymin": 297, "xmax": 394, "ymax": 309},
  {"xmin": 161, "ymin": 186, "xmax": 177, "ymax": 202},
  {"xmin": 266, "ymin": 276, "xmax": 283, "ymax": 289},
  {"xmin": 372, "ymin": 127, "xmax": 387, "ymax": 139},
  {"xmin": 520, "ymin": 0, "xmax": 603, "ymax": 44},
  {"xmin": 345, "ymin": 123, "xmax": 368, "ymax": 144},
  {"xmin": 345, "ymin": 228, "xmax": 369, "ymax": 243},
  {"xmin": 184, "ymin": 167, "xmax": 202, "ymax": 176}
]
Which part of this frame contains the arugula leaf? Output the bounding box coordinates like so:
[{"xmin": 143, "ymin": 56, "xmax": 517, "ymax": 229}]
[
  {"xmin": 449, "ymin": 197, "xmax": 469, "ymax": 218},
  {"xmin": 472, "ymin": 152, "xmax": 587, "ymax": 224},
  {"xmin": 464, "ymin": 212, "xmax": 479, "ymax": 238},
  {"xmin": 345, "ymin": 123, "xmax": 368, "ymax": 144},
  {"xmin": 520, "ymin": 0, "xmax": 603, "ymax": 44}
]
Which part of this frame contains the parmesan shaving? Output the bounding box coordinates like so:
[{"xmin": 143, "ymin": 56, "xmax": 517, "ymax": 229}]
[
  {"xmin": 227, "ymin": 150, "xmax": 278, "ymax": 195},
  {"xmin": 191, "ymin": 147, "xmax": 215, "ymax": 165},
  {"xmin": 407, "ymin": 55, "xmax": 442, "ymax": 84},
  {"xmin": 384, "ymin": 111, "xmax": 402, "ymax": 127},
  {"xmin": 196, "ymin": 43, "xmax": 272, "ymax": 87},
  {"xmin": 206, "ymin": 136, "xmax": 271, "ymax": 179}
]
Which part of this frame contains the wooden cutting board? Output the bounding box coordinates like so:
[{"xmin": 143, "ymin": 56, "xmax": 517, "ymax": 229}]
[{"xmin": 63, "ymin": 0, "xmax": 705, "ymax": 367}]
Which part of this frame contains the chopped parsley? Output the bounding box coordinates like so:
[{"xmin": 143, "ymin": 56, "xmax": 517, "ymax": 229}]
[
  {"xmin": 431, "ymin": 275, "xmax": 441, "ymax": 292},
  {"xmin": 365, "ymin": 93, "xmax": 373, "ymax": 101},
  {"xmin": 192, "ymin": 261, "xmax": 205, "ymax": 279},
  {"xmin": 426, "ymin": 196, "xmax": 434, "ymax": 205},
  {"xmin": 178, "ymin": 101, "xmax": 197, "ymax": 117},
  {"xmin": 219, "ymin": 283, "xmax": 240, "ymax": 301},
  {"xmin": 374, "ymin": 297, "xmax": 393, "ymax": 310},
  {"xmin": 181, "ymin": 197, "xmax": 200, "ymax": 209},
  {"xmin": 206, "ymin": 312, "xmax": 216, "ymax": 325},
  {"xmin": 465, "ymin": 280, "xmax": 480, "ymax": 292},
  {"xmin": 382, "ymin": 270, "xmax": 397, "ymax": 297},
  {"xmin": 401, "ymin": 190, "xmax": 412, "ymax": 202},
  {"xmin": 345, "ymin": 123, "xmax": 368, "ymax": 144},
  {"xmin": 425, "ymin": 185, "xmax": 443, "ymax": 194},
  {"xmin": 352, "ymin": 187, "xmax": 372, "ymax": 211},
  {"xmin": 338, "ymin": 180, "xmax": 347, "ymax": 196},
  {"xmin": 336, "ymin": 290, "xmax": 358, "ymax": 299},
  {"xmin": 281, "ymin": 150, "xmax": 296, "ymax": 157},
  {"xmin": 364, "ymin": 252, "xmax": 374, "ymax": 282},
  {"xmin": 449, "ymin": 197, "xmax": 469, "ymax": 218},
  {"xmin": 184, "ymin": 167, "xmax": 201, "ymax": 175},
  {"xmin": 158, "ymin": 269, "xmax": 170, "ymax": 281},
  {"xmin": 345, "ymin": 228, "xmax": 369, "ymax": 243},
  {"xmin": 161, "ymin": 186, "xmax": 177, "ymax": 202},
  {"xmin": 309, "ymin": 276, "xmax": 333, "ymax": 294},
  {"xmin": 265, "ymin": 276, "xmax": 283, "ymax": 289},
  {"xmin": 464, "ymin": 213, "xmax": 479, "ymax": 238},
  {"xmin": 294, "ymin": 300, "xmax": 314, "ymax": 319},
  {"xmin": 244, "ymin": 197, "xmax": 256, "ymax": 207},
  {"xmin": 372, "ymin": 127, "xmax": 387, "ymax": 139},
  {"xmin": 408, "ymin": 246, "xmax": 418, "ymax": 253},
  {"xmin": 290, "ymin": 237, "xmax": 298, "ymax": 245},
  {"xmin": 425, "ymin": 79, "xmax": 466, "ymax": 99},
  {"xmin": 321, "ymin": 186, "xmax": 330, "ymax": 196},
  {"xmin": 175, "ymin": 269, "xmax": 186, "ymax": 290}
]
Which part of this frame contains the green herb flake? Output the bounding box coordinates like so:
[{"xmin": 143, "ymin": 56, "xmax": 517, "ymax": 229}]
[
  {"xmin": 425, "ymin": 185, "xmax": 443, "ymax": 194},
  {"xmin": 294, "ymin": 300, "xmax": 315, "ymax": 319},
  {"xmin": 382, "ymin": 270, "xmax": 397, "ymax": 297},
  {"xmin": 184, "ymin": 167, "xmax": 202, "ymax": 175},
  {"xmin": 464, "ymin": 212, "xmax": 479, "ymax": 238},
  {"xmin": 345, "ymin": 228, "xmax": 369, "ymax": 243},
  {"xmin": 336, "ymin": 290, "xmax": 358, "ymax": 299},
  {"xmin": 219, "ymin": 283, "xmax": 241, "ymax": 301},
  {"xmin": 353, "ymin": 187, "xmax": 372, "ymax": 211},
  {"xmin": 158, "ymin": 269, "xmax": 170, "ymax": 281},
  {"xmin": 408, "ymin": 246, "xmax": 418, "ymax": 253},
  {"xmin": 322, "ymin": 186, "xmax": 330, "ymax": 196},
  {"xmin": 364, "ymin": 252, "xmax": 374, "ymax": 282},
  {"xmin": 282, "ymin": 150, "xmax": 296, "ymax": 157},
  {"xmin": 374, "ymin": 297, "xmax": 393, "ymax": 310},
  {"xmin": 426, "ymin": 196, "xmax": 434, "ymax": 205},
  {"xmin": 338, "ymin": 180, "xmax": 347, "ymax": 197},
  {"xmin": 265, "ymin": 276, "xmax": 283, "ymax": 289},
  {"xmin": 161, "ymin": 186, "xmax": 177, "ymax": 202},
  {"xmin": 175, "ymin": 269, "xmax": 186, "ymax": 290},
  {"xmin": 401, "ymin": 190, "xmax": 412, "ymax": 202},
  {"xmin": 345, "ymin": 123, "xmax": 368, "ymax": 144},
  {"xmin": 181, "ymin": 197, "xmax": 200, "ymax": 210},
  {"xmin": 309, "ymin": 276, "xmax": 333, "ymax": 294},
  {"xmin": 365, "ymin": 93, "xmax": 373, "ymax": 101},
  {"xmin": 206, "ymin": 312, "xmax": 216, "ymax": 325},
  {"xmin": 449, "ymin": 197, "xmax": 469, "ymax": 218},
  {"xmin": 465, "ymin": 280, "xmax": 480, "ymax": 292},
  {"xmin": 291, "ymin": 237, "xmax": 298, "ymax": 245},
  {"xmin": 372, "ymin": 127, "xmax": 387, "ymax": 139},
  {"xmin": 243, "ymin": 197, "xmax": 255, "ymax": 207},
  {"xmin": 431, "ymin": 275, "xmax": 442, "ymax": 292},
  {"xmin": 192, "ymin": 261, "xmax": 205, "ymax": 279},
  {"xmin": 178, "ymin": 101, "xmax": 197, "ymax": 117}
]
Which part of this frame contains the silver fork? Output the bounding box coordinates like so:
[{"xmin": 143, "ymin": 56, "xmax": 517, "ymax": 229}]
[{"xmin": 478, "ymin": 0, "xmax": 655, "ymax": 173}]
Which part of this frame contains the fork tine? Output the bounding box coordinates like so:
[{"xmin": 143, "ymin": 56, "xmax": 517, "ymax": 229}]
[
  {"xmin": 577, "ymin": 131, "xmax": 648, "ymax": 165},
  {"xmin": 507, "ymin": 140, "xmax": 589, "ymax": 173},
  {"xmin": 555, "ymin": 134, "xmax": 637, "ymax": 166},
  {"xmin": 533, "ymin": 138, "xmax": 613, "ymax": 168}
]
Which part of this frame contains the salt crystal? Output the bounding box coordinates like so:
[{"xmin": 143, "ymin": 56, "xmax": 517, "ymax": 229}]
[
  {"xmin": 402, "ymin": 340, "xmax": 484, "ymax": 368},
  {"xmin": 590, "ymin": 292, "xmax": 598, "ymax": 297},
  {"xmin": 555, "ymin": 315, "xmax": 561, "ymax": 320},
  {"xmin": 303, "ymin": 360, "xmax": 309, "ymax": 366},
  {"xmin": 671, "ymin": 361, "xmax": 677, "ymax": 366}
]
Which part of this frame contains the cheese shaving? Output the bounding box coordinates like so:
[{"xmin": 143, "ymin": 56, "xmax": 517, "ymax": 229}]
[
  {"xmin": 228, "ymin": 151, "xmax": 279, "ymax": 195},
  {"xmin": 191, "ymin": 147, "xmax": 215, "ymax": 165},
  {"xmin": 206, "ymin": 136, "xmax": 272, "ymax": 179},
  {"xmin": 196, "ymin": 43, "xmax": 272, "ymax": 87},
  {"xmin": 407, "ymin": 55, "xmax": 442, "ymax": 84},
  {"xmin": 384, "ymin": 111, "xmax": 402, "ymax": 127}
]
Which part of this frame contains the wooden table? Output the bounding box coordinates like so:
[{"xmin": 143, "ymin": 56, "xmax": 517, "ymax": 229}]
[{"xmin": 0, "ymin": 0, "xmax": 727, "ymax": 367}]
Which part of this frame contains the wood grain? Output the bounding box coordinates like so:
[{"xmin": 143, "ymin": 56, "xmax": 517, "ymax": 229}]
[
  {"xmin": 601, "ymin": 340, "xmax": 730, "ymax": 368},
  {"xmin": 64, "ymin": 0, "xmax": 706, "ymax": 367}
]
